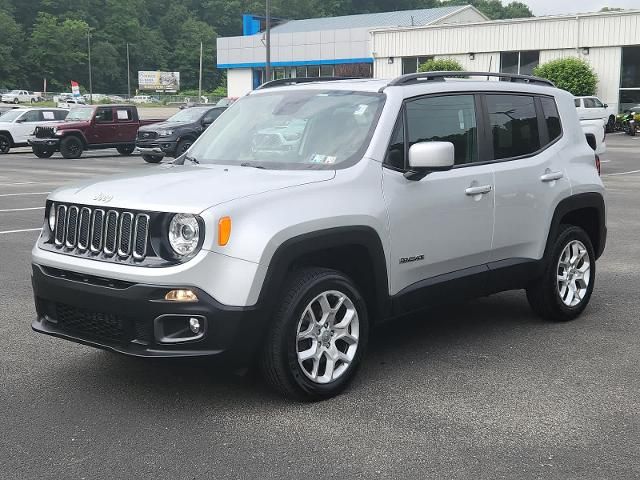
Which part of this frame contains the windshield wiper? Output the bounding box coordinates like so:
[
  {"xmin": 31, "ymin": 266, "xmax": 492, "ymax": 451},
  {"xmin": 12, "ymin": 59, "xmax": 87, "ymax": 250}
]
[
  {"xmin": 240, "ymin": 162, "xmax": 266, "ymax": 169},
  {"xmin": 184, "ymin": 155, "xmax": 199, "ymax": 165}
]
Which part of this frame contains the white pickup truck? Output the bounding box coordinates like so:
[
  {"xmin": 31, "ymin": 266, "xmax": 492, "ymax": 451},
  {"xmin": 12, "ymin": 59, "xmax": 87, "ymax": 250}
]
[
  {"xmin": 574, "ymin": 96, "xmax": 616, "ymax": 133},
  {"xmin": 1, "ymin": 90, "xmax": 39, "ymax": 104},
  {"xmin": 0, "ymin": 107, "xmax": 68, "ymax": 154}
]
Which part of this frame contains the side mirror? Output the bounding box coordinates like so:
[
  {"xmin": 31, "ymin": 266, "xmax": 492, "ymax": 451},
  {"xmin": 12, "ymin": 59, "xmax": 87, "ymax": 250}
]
[
  {"xmin": 202, "ymin": 119, "xmax": 212, "ymax": 127},
  {"xmin": 604, "ymin": 104, "xmax": 609, "ymax": 108},
  {"xmin": 405, "ymin": 141, "xmax": 455, "ymax": 180},
  {"xmin": 15, "ymin": 118, "xmax": 26, "ymax": 123}
]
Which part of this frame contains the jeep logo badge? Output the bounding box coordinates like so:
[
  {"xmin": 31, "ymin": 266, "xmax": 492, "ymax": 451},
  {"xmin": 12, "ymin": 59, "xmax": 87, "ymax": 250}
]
[{"xmin": 93, "ymin": 193, "xmax": 113, "ymax": 202}]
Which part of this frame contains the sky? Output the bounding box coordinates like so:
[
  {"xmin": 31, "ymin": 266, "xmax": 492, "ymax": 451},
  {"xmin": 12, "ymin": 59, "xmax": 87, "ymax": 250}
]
[{"xmin": 522, "ymin": 0, "xmax": 640, "ymax": 15}]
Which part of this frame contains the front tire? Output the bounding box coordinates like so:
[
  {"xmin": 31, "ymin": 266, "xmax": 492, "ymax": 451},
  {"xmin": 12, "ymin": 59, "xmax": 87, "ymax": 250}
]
[
  {"xmin": 142, "ymin": 154, "xmax": 162, "ymax": 163},
  {"xmin": 116, "ymin": 145, "xmax": 135, "ymax": 155},
  {"xmin": 60, "ymin": 136, "xmax": 84, "ymax": 159},
  {"xmin": 32, "ymin": 146, "xmax": 54, "ymax": 158},
  {"xmin": 175, "ymin": 138, "xmax": 193, "ymax": 157},
  {"xmin": 0, "ymin": 134, "xmax": 11, "ymax": 154},
  {"xmin": 526, "ymin": 225, "xmax": 596, "ymax": 322},
  {"xmin": 260, "ymin": 268, "xmax": 369, "ymax": 401},
  {"xmin": 13, "ymin": 98, "xmax": 19, "ymax": 104}
]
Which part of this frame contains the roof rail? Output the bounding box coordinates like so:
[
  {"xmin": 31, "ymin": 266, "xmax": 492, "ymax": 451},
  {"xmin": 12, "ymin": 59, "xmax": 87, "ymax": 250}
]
[
  {"xmin": 385, "ymin": 71, "xmax": 555, "ymax": 88},
  {"xmin": 256, "ymin": 76, "xmax": 362, "ymax": 90}
]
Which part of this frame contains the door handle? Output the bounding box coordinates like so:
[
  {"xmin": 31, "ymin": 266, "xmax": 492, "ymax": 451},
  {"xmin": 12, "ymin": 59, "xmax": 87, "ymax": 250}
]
[
  {"xmin": 540, "ymin": 171, "xmax": 564, "ymax": 182},
  {"xmin": 465, "ymin": 185, "xmax": 493, "ymax": 196}
]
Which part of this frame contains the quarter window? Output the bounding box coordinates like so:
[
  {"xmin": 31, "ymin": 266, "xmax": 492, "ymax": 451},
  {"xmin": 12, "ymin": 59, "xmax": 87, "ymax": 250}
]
[
  {"xmin": 540, "ymin": 97, "xmax": 562, "ymax": 142},
  {"xmin": 405, "ymin": 95, "xmax": 478, "ymax": 165},
  {"xmin": 486, "ymin": 94, "xmax": 540, "ymax": 160},
  {"xmin": 384, "ymin": 115, "xmax": 405, "ymax": 170}
]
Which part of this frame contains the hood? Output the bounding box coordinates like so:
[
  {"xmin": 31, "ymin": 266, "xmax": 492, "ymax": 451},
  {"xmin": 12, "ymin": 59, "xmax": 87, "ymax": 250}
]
[
  {"xmin": 57, "ymin": 120, "xmax": 90, "ymax": 129},
  {"xmin": 139, "ymin": 121, "xmax": 190, "ymax": 131},
  {"xmin": 49, "ymin": 164, "xmax": 335, "ymax": 213}
]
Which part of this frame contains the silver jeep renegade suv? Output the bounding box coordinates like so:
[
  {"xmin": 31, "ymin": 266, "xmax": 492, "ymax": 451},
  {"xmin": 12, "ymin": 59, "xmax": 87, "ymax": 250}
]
[{"xmin": 32, "ymin": 72, "xmax": 606, "ymax": 400}]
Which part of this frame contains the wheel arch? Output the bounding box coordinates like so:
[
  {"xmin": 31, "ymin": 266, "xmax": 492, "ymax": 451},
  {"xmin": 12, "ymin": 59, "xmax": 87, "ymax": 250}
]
[
  {"xmin": 60, "ymin": 130, "xmax": 88, "ymax": 147},
  {"xmin": 257, "ymin": 226, "xmax": 390, "ymax": 324},
  {"xmin": 545, "ymin": 192, "xmax": 606, "ymax": 260},
  {"xmin": 0, "ymin": 130, "xmax": 15, "ymax": 146}
]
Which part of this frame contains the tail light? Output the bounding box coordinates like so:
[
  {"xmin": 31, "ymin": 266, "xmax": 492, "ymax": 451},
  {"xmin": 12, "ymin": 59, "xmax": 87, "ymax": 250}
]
[{"xmin": 595, "ymin": 154, "xmax": 601, "ymax": 176}]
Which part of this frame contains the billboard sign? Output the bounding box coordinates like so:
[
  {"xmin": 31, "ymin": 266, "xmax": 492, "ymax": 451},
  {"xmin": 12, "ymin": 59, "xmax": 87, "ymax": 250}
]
[{"xmin": 138, "ymin": 71, "xmax": 180, "ymax": 92}]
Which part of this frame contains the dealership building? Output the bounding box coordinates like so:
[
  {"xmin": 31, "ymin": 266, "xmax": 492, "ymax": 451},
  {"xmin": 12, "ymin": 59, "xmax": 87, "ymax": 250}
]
[{"xmin": 217, "ymin": 7, "xmax": 640, "ymax": 112}]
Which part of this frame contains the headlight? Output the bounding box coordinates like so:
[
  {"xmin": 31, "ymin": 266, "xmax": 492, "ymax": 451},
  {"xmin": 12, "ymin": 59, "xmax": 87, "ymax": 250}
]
[
  {"xmin": 158, "ymin": 130, "xmax": 174, "ymax": 137},
  {"xmin": 48, "ymin": 203, "xmax": 56, "ymax": 231},
  {"xmin": 168, "ymin": 214, "xmax": 200, "ymax": 256}
]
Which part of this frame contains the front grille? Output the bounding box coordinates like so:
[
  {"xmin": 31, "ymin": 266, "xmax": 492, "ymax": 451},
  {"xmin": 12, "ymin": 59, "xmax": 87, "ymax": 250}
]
[
  {"xmin": 50, "ymin": 203, "xmax": 150, "ymax": 262},
  {"xmin": 55, "ymin": 303, "xmax": 124, "ymax": 343},
  {"xmin": 35, "ymin": 126, "xmax": 55, "ymax": 139},
  {"xmin": 138, "ymin": 131, "xmax": 158, "ymax": 140}
]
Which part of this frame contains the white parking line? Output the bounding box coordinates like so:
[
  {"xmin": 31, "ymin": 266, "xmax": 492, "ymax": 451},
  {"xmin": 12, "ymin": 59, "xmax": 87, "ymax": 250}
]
[
  {"xmin": 0, "ymin": 227, "xmax": 42, "ymax": 235},
  {"xmin": 0, "ymin": 181, "xmax": 38, "ymax": 186},
  {"xmin": 0, "ymin": 192, "xmax": 50, "ymax": 197},
  {"xmin": 603, "ymin": 169, "xmax": 640, "ymax": 177},
  {"xmin": 0, "ymin": 207, "xmax": 45, "ymax": 212}
]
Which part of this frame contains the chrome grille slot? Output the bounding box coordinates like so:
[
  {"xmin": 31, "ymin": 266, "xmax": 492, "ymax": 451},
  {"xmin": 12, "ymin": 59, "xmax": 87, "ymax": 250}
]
[
  {"xmin": 104, "ymin": 210, "xmax": 119, "ymax": 255},
  {"xmin": 54, "ymin": 205, "xmax": 67, "ymax": 246},
  {"xmin": 49, "ymin": 203, "xmax": 152, "ymax": 262},
  {"xmin": 65, "ymin": 206, "xmax": 79, "ymax": 248},
  {"xmin": 117, "ymin": 212, "xmax": 134, "ymax": 258},
  {"xmin": 133, "ymin": 214, "xmax": 149, "ymax": 260},
  {"xmin": 77, "ymin": 207, "xmax": 91, "ymax": 251}
]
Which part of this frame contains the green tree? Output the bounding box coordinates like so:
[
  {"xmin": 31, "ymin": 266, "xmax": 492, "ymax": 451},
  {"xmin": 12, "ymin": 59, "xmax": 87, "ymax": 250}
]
[
  {"xmin": 533, "ymin": 58, "xmax": 598, "ymax": 96},
  {"xmin": 25, "ymin": 13, "xmax": 90, "ymax": 91},
  {"xmin": 418, "ymin": 58, "xmax": 464, "ymax": 72},
  {"xmin": 0, "ymin": 9, "xmax": 23, "ymax": 88}
]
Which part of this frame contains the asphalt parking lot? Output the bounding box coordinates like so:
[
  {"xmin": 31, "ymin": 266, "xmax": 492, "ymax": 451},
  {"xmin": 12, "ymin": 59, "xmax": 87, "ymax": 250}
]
[{"xmin": 1, "ymin": 136, "xmax": 639, "ymax": 479}]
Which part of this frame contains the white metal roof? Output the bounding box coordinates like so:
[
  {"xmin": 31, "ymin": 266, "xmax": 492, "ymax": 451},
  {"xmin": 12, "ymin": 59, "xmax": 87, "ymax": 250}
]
[{"xmin": 270, "ymin": 6, "xmax": 474, "ymax": 33}]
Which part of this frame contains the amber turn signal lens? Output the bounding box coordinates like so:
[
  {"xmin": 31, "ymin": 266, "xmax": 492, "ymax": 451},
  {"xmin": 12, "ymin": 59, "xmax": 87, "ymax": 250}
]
[
  {"xmin": 165, "ymin": 289, "xmax": 198, "ymax": 302},
  {"xmin": 218, "ymin": 216, "xmax": 232, "ymax": 246}
]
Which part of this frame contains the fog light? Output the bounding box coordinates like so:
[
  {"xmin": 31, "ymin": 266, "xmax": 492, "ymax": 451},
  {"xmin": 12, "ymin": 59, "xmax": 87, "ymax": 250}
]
[
  {"xmin": 189, "ymin": 317, "xmax": 201, "ymax": 334},
  {"xmin": 165, "ymin": 289, "xmax": 198, "ymax": 302}
]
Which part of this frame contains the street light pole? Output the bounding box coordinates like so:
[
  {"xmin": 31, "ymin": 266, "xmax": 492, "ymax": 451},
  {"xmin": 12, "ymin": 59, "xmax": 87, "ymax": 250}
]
[
  {"xmin": 198, "ymin": 41, "xmax": 203, "ymax": 100},
  {"xmin": 127, "ymin": 42, "xmax": 131, "ymax": 99},
  {"xmin": 87, "ymin": 29, "xmax": 93, "ymax": 104},
  {"xmin": 265, "ymin": 0, "xmax": 271, "ymax": 82}
]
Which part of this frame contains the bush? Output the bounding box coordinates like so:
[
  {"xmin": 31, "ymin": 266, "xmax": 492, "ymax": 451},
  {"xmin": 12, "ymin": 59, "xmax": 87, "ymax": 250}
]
[
  {"xmin": 418, "ymin": 58, "xmax": 464, "ymax": 73},
  {"xmin": 533, "ymin": 58, "xmax": 597, "ymax": 96}
]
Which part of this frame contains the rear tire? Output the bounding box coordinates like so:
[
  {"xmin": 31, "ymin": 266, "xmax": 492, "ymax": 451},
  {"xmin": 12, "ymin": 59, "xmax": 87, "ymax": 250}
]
[
  {"xmin": 60, "ymin": 136, "xmax": 84, "ymax": 159},
  {"xmin": 606, "ymin": 115, "xmax": 615, "ymax": 133},
  {"xmin": 0, "ymin": 134, "xmax": 11, "ymax": 154},
  {"xmin": 260, "ymin": 268, "xmax": 369, "ymax": 401},
  {"xmin": 526, "ymin": 225, "xmax": 596, "ymax": 322},
  {"xmin": 116, "ymin": 145, "xmax": 135, "ymax": 155},
  {"xmin": 32, "ymin": 146, "xmax": 54, "ymax": 158},
  {"xmin": 142, "ymin": 154, "xmax": 162, "ymax": 163}
]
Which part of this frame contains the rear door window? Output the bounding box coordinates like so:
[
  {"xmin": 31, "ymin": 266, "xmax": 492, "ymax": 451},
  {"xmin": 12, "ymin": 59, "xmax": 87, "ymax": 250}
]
[
  {"xmin": 540, "ymin": 97, "xmax": 562, "ymax": 143},
  {"xmin": 486, "ymin": 94, "xmax": 540, "ymax": 160},
  {"xmin": 116, "ymin": 108, "xmax": 133, "ymax": 121}
]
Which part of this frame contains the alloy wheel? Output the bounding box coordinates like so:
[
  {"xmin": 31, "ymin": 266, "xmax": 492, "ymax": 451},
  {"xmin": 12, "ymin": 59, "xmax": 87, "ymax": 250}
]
[
  {"xmin": 296, "ymin": 290, "xmax": 359, "ymax": 384},
  {"xmin": 557, "ymin": 240, "xmax": 591, "ymax": 307}
]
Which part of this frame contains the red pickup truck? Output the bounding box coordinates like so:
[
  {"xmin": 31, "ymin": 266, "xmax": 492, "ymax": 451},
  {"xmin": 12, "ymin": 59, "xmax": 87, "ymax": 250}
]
[{"xmin": 29, "ymin": 104, "xmax": 163, "ymax": 159}]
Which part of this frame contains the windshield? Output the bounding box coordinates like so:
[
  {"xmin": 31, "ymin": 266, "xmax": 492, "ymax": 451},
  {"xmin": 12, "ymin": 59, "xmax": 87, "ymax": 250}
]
[
  {"xmin": 66, "ymin": 108, "xmax": 94, "ymax": 121},
  {"xmin": 0, "ymin": 110, "xmax": 24, "ymax": 122},
  {"xmin": 187, "ymin": 90, "xmax": 384, "ymax": 170},
  {"xmin": 166, "ymin": 108, "xmax": 208, "ymax": 123}
]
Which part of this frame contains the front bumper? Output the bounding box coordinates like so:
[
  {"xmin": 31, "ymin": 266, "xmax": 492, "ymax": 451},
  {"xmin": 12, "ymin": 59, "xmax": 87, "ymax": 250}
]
[
  {"xmin": 136, "ymin": 140, "xmax": 177, "ymax": 157},
  {"xmin": 31, "ymin": 263, "xmax": 263, "ymax": 361},
  {"xmin": 29, "ymin": 138, "xmax": 60, "ymax": 149}
]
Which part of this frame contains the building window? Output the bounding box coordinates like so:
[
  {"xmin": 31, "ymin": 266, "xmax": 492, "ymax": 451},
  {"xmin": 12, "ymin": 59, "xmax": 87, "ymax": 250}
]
[
  {"xmin": 500, "ymin": 51, "xmax": 540, "ymax": 76},
  {"xmin": 401, "ymin": 56, "xmax": 434, "ymax": 74},
  {"xmin": 620, "ymin": 46, "xmax": 640, "ymax": 111},
  {"xmin": 296, "ymin": 66, "xmax": 307, "ymax": 77},
  {"xmin": 320, "ymin": 65, "xmax": 334, "ymax": 77},
  {"xmin": 307, "ymin": 65, "xmax": 320, "ymax": 77}
]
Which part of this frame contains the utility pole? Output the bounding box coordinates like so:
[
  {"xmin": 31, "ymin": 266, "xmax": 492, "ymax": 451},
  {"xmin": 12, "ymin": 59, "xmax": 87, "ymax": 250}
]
[
  {"xmin": 127, "ymin": 42, "xmax": 131, "ymax": 99},
  {"xmin": 198, "ymin": 41, "xmax": 203, "ymax": 100},
  {"xmin": 87, "ymin": 29, "xmax": 93, "ymax": 104},
  {"xmin": 265, "ymin": 0, "xmax": 271, "ymax": 83}
]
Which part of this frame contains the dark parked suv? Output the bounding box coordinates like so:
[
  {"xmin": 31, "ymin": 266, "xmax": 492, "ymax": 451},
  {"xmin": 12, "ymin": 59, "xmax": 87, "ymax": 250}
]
[{"xmin": 136, "ymin": 106, "xmax": 226, "ymax": 163}]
